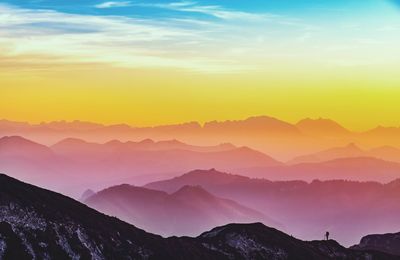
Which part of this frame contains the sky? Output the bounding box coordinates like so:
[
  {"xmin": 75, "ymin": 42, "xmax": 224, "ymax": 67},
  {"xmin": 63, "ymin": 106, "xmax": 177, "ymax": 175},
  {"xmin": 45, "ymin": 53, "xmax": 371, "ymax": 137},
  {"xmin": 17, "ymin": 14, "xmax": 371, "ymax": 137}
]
[{"xmin": 1, "ymin": 0, "xmax": 400, "ymax": 130}]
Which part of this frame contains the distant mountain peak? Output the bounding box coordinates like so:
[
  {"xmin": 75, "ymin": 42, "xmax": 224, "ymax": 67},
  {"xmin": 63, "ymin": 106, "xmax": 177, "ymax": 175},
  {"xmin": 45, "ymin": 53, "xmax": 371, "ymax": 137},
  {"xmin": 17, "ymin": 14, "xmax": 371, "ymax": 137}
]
[
  {"xmin": 0, "ymin": 135, "xmax": 34, "ymax": 144},
  {"xmin": 139, "ymin": 138, "xmax": 155, "ymax": 144},
  {"xmin": 104, "ymin": 139, "xmax": 124, "ymax": 145},
  {"xmin": 93, "ymin": 184, "xmax": 168, "ymax": 200},
  {"xmin": 38, "ymin": 120, "xmax": 104, "ymax": 130},
  {"xmin": 157, "ymin": 139, "xmax": 184, "ymax": 145},
  {"xmin": 0, "ymin": 136, "xmax": 53, "ymax": 157},
  {"xmin": 296, "ymin": 117, "xmax": 350, "ymax": 134},
  {"xmin": 145, "ymin": 169, "xmax": 252, "ymax": 193},
  {"xmin": 183, "ymin": 168, "xmax": 236, "ymax": 179},
  {"xmin": 345, "ymin": 142, "xmax": 362, "ymax": 150},
  {"xmin": 80, "ymin": 189, "xmax": 96, "ymax": 201},
  {"xmin": 297, "ymin": 117, "xmax": 340, "ymax": 125},
  {"xmin": 53, "ymin": 137, "xmax": 90, "ymax": 146},
  {"xmin": 187, "ymin": 168, "xmax": 220, "ymax": 174},
  {"xmin": 203, "ymin": 116, "xmax": 299, "ymax": 134},
  {"xmin": 245, "ymin": 115, "xmax": 283, "ymax": 123}
]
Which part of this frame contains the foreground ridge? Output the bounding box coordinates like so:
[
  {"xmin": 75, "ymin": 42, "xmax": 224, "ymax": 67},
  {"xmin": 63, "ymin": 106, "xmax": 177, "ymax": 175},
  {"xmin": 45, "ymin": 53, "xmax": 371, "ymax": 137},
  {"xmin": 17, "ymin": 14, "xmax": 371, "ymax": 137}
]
[{"xmin": 0, "ymin": 173, "xmax": 398, "ymax": 260}]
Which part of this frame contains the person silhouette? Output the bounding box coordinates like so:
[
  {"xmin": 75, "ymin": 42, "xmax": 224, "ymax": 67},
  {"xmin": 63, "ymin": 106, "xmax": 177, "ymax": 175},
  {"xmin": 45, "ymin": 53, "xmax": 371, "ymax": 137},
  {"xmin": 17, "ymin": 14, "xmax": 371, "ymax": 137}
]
[{"xmin": 325, "ymin": 231, "xmax": 330, "ymax": 241}]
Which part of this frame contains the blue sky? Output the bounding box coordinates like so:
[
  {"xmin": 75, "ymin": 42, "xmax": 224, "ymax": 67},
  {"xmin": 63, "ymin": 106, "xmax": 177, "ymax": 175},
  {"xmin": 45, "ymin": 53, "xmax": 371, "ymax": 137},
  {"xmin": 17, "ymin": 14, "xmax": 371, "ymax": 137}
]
[
  {"xmin": 0, "ymin": 0, "xmax": 389, "ymax": 18},
  {"xmin": 1, "ymin": 0, "xmax": 400, "ymax": 128},
  {"xmin": 0, "ymin": 0, "xmax": 399, "ymax": 72}
]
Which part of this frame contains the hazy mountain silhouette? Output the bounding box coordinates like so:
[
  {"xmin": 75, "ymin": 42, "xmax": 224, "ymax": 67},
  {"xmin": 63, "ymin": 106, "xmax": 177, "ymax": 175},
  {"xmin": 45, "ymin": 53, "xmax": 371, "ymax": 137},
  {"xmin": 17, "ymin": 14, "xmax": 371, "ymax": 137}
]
[
  {"xmin": 0, "ymin": 117, "xmax": 336, "ymax": 160},
  {"xmin": 240, "ymin": 157, "xmax": 400, "ymax": 182},
  {"xmin": 0, "ymin": 116, "xmax": 400, "ymax": 161},
  {"xmin": 289, "ymin": 143, "xmax": 365, "ymax": 164},
  {"xmin": 0, "ymin": 136, "xmax": 282, "ymax": 196},
  {"xmin": 145, "ymin": 169, "xmax": 253, "ymax": 193},
  {"xmin": 0, "ymin": 136, "xmax": 54, "ymax": 159},
  {"xmin": 85, "ymin": 183, "xmax": 278, "ymax": 237},
  {"xmin": 289, "ymin": 143, "xmax": 400, "ymax": 164},
  {"xmin": 203, "ymin": 116, "xmax": 301, "ymax": 135},
  {"xmin": 146, "ymin": 169, "xmax": 400, "ymax": 246},
  {"xmin": 0, "ymin": 136, "xmax": 64, "ymax": 189},
  {"xmin": 0, "ymin": 119, "xmax": 31, "ymax": 131},
  {"xmin": 53, "ymin": 137, "xmax": 237, "ymax": 154},
  {"xmin": 296, "ymin": 118, "xmax": 352, "ymax": 136},
  {"xmin": 80, "ymin": 189, "xmax": 95, "ymax": 201},
  {"xmin": 0, "ymin": 173, "xmax": 396, "ymax": 260},
  {"xmin": 363, "ymin": 126, "xmax": 400, "ymax": 137},
  {"xmin": 4, "ymin": 115, "xmax": 400, "ymax": 160},
  {"xmin": 0, "ymin": 136, "xmax": 100, "ymax": 194},
  {"xmin": 3, "ymin": 136, "xmax": 400, "ymax": 197},
  {"xmin": 369, "ymin": 146, "xmax": 400, "ymax": 163},
  {"xmin": 54, "ymin": 137, "xmax": 281, "ymax": 171}
]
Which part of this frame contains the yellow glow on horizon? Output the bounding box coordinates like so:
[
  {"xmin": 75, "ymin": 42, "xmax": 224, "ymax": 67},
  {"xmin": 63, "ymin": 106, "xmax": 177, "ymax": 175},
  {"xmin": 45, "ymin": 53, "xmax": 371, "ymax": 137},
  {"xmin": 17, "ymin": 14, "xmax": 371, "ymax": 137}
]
[
  {"xmin": 2, "ymin": 61, "xmax": 400, "ymax": 132},
  {"xmin": 2, "ymin": 0, "xmax": 400, "ymax": 133}
]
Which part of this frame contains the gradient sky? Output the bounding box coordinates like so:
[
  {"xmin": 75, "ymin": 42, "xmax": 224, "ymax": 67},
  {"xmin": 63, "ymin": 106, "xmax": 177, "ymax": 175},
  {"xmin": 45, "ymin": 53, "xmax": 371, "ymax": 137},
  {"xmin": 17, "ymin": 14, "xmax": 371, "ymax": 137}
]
[{"xmin": 1, "ymin": 0, "xmax": 400, "ymax": 130}]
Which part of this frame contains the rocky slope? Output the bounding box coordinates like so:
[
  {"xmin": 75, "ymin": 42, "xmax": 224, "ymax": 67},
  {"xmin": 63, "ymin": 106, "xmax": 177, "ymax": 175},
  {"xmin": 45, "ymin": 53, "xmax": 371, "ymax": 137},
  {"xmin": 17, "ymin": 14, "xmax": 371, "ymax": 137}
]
[
  {"xmin": 0, "ymin": 173, "xmax": 398, "ymax": 260},
  {"xmin": 352, "ymin": 232, "xmax": 400, "ymax": 256}
]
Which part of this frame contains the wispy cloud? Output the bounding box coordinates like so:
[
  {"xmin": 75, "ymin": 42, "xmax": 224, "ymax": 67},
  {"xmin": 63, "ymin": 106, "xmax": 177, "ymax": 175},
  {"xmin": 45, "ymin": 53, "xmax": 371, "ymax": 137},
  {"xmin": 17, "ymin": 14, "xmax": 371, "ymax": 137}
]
[
  {"xmin": 0, "ymin": 4, "xmax": 250, "ymax": 73},
  {"xmin": 95, "ymin": 1, "xmax": 131, "ymax": 9},
  {"xmin": 135, "ymin": 1, "xmax": 275, "ymax": 21},
  {"xmin": 1, "ymin": 2, "xmax": 397, "ymax": 74}
]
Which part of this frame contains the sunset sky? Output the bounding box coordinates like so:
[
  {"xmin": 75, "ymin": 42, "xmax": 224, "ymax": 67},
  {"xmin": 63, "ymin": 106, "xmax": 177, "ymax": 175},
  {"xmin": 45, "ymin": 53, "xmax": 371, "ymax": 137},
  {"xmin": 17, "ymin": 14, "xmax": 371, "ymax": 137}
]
[{"xmin": 1, "ymin": 0, "xmax": 400, "ymax": 130}]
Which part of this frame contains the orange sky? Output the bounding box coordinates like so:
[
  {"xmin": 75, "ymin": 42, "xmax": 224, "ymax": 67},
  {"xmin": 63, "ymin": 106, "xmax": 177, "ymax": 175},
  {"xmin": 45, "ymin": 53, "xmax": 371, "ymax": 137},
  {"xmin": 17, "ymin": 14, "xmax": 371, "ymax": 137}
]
[
  {"xmin": 1, "ymin": 63, "xmax": 400, "ymax": 131},
  {"xmin": 1, "ymin": 1, "xmax": 400, "ymax": 131}
]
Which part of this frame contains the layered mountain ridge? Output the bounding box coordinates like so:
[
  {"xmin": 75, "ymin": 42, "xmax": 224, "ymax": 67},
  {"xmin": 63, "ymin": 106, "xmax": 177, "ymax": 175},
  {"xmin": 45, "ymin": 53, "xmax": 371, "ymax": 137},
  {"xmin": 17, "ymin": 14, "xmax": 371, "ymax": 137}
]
[
  {"xmin": 85, "ymin": 183, "xmax": 277, "ymax": 237},
  {"xmin": 0, "ymin": 173, "xmax": 398, "ymax": 260},
  {"xmin": 3, "ymin": 116, "xmax": 400, "ymax": 160},
  {"xmin": 146, "ymin": 169, "xmax": 400, "ymax": 246}
]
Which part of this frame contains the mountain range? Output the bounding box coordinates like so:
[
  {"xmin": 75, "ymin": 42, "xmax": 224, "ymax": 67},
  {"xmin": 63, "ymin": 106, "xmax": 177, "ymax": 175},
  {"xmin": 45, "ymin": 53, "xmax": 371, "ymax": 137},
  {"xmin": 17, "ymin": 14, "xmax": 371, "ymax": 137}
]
[
  {"xmin": 85, "ymin": 184, "xmax": 278, "ymax": 237},
  {"xmin": 3, "ymin": 135, "xmax": 400, "ymax": 197},
  {"xmin": 3, "ymin": 131, "xmax": 400, "ymax": 248},
  {"xmin": 239, "ymin": 157, "xmax": 400, "ymax": 182},
  {"xmin": 0, "ymin": 136, "xmax": 280, "ymax": 196},
  {"xmin": 145, "ymin": 169, "xmax": 400, "ymax": 246},
  {"xmin": 289, "ymin": 143, "xmax": 400, "ymax": 164},
  {"xmin": 0, "ymin": 173, "xmax": 398, "ymax": 260},
  {"xmin": 3, "ymin": 116, "xmax": 400, "ymax": 160}
]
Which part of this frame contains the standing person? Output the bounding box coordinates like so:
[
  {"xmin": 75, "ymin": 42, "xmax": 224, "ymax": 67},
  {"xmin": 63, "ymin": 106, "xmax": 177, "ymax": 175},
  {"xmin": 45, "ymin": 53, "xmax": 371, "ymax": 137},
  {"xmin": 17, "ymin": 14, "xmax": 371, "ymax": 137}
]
[{"xmin": 325, "ymin": 231, "xmax": 330, "ymax": 241}]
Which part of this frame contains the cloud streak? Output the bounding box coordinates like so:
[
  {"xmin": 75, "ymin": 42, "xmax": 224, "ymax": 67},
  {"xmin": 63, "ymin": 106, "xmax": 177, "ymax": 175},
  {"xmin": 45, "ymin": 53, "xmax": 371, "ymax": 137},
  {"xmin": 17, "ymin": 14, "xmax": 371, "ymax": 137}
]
[
  {"xmin": 95, "ymin": 1, "xmax": 132, "ymax": 9},
  {"xmin": 134, "ymin": 1, "xmax": 277, "ymax": 21},
  {"xmin": 0, "ymin": 4, "xmax": 249, "ymax": 73},
  {"xmin": 1, "ymin": 2, "xmax": 398, "ymax": 74},
  {"xmin": 0, "ymin": 2, "xmax": 314, "ymax": 73}
]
